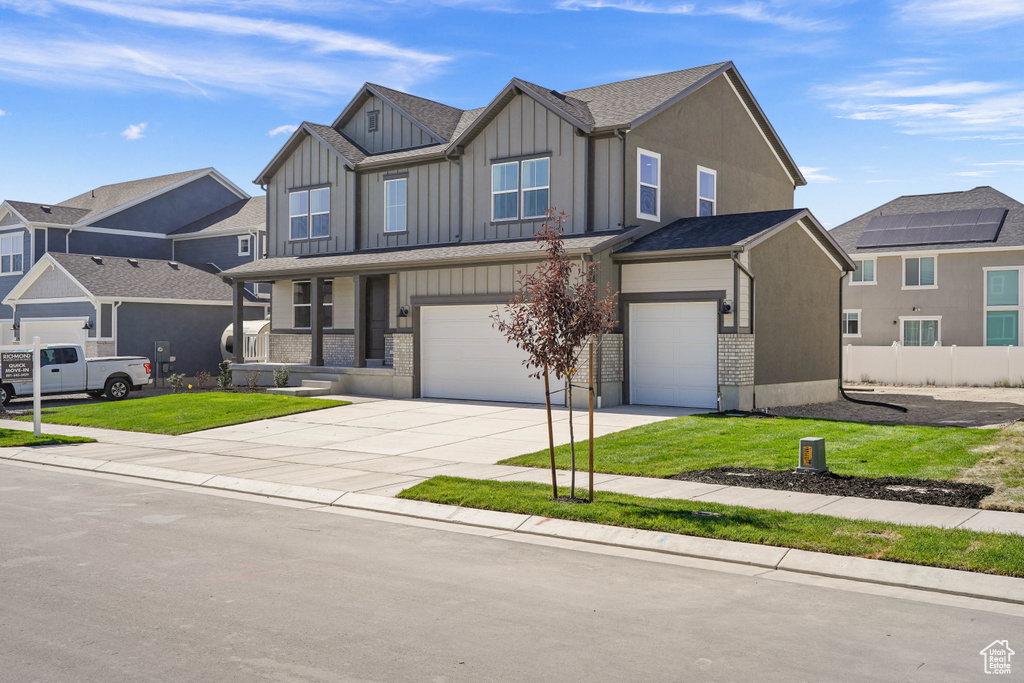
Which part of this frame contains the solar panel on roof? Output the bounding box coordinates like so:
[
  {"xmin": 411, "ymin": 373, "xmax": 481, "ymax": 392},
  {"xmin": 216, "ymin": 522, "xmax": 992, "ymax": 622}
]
[{"xmin": 855, "ymin": 208, "xmax": 1008, "ymax": 248}]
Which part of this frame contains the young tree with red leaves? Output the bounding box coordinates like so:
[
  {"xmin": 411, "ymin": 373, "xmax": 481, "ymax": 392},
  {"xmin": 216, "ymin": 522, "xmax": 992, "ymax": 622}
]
[{"xmin": 492, "ymin": 210, "xmax": 618, "ymax": 500}]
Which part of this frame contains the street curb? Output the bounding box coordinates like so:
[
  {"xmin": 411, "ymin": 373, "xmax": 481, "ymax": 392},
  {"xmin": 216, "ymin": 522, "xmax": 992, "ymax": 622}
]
[{"xmin": 4, "ymin": 449, "xmax": 1023, "ymax": 606}]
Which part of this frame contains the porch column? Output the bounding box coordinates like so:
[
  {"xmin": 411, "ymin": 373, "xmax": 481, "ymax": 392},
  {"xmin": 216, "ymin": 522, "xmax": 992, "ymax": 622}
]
[
  {"xmin": 311, "ymin": 275, "xmax": 325, "ymax": 367},
  {"xmin": 353, "ymin": 275, "xmax": 366, "ymax": 368},
  {"xmin": 233, "ymin": 280, "xmax": 245, "ymax": 365}
]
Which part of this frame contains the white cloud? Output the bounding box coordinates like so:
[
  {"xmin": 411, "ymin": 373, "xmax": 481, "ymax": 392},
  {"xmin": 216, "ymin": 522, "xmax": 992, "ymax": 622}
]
[
  {"xmin": 554, "ymin": 0, "xmax": 836, "ymax": 30},
  {"xmin": 121, "ymin": 122, "xmax": 147, "ymax": 140},
  {"xmin": 953, "ymin": 170, "xmax": 995, "ymax": 177},
  {"xmin": 823, "ymin": 80, "xmax": 1004, "ymax": 99},
  {"xmin": 0, "ymin": 109, "xmax": 6, "ymax": 116},
  {"xmin": 268, "ymin": 124, "xmax": 298, "ymax": 136},
  {"xmin": 897, "ymin": 0, "xmax": 1024, "ymax": 26},
  {"xmin": 865, "ymin": 179, "xmax": 899, "ymax": 184},
  {"xmin": 799, "ymin": 166, "xmax": 837, "ymax": 183},
  {"xmin": 973, "ymin": 160, "xmax": 1024, "ymax": 166}
]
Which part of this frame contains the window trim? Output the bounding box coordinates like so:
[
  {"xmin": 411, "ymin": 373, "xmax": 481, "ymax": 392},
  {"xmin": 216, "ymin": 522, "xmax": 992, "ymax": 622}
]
[
  {"xmin": 0, "ymin": 233, "xmax": 25, "ymax": 275},
  {"xmin": 288, "ymin": 186, "xmax": 330, "ymax": 242},
  {"xmin": 237, "ymin": 234, "xmax": 252, "ymax": 257},
  {"xmin": 983, "ymin": 265, "xmax": 1024, "ymax": 347},
  {"xmin": 637, "ymin": 148, "xmax": 661, "ymax": 221},
  {"xmin": 899, "ymin": 315, "xmax": 941, "ymax": 346},
  {"xmin": 489, "ymin": 156, "xmax": 550, "ymax": 224},
  {"xmin": 292, "ymin": 280, "xmax": 333, "ymax": 330},
  {"xmin": 842, "ymin": 309, "xmax": 861, "ymax": 338},
  {"xmin": 521, "ymin": 157, "xmax": 550, "ymax": 220},
  {"xmin": 902, "ymin": 254, "xmax": 938, "ymax": 290},
  {"xmin": 851, "ymin": 257, "xmax": 876, "ymax": 285},
  {"xmin": 384, "ymin": 177, "xmax": 408, "ymax": 234},
  {"xmin": 697, "ymin": 165, "xmax": 717, "ymax": 217}
]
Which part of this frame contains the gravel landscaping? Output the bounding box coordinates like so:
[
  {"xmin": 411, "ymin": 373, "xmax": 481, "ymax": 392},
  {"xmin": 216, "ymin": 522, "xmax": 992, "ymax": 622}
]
[{"xmin": 671, "ymin": 466, "xmax": 995, "ymax": 508}]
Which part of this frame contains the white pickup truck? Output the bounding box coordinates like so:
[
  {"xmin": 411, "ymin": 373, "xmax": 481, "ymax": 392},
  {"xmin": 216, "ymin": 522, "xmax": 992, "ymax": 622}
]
[{"xmin": 0, "ymin": 344, "xmax": 152, "ymax": 406}]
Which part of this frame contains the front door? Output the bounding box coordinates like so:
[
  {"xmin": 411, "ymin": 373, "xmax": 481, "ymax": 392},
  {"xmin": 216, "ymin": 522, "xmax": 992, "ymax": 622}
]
[{"xmin": 364, "ymin": 276, "xmax": 388, "ymax": 361}]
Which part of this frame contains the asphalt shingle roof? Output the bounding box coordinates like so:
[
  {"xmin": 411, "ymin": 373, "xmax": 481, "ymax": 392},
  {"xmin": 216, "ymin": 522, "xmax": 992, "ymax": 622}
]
[
  {"xmin": 305, "ymin": 123, "xmax": 368, "ymax": 165},
  {"xmin": 221, "ymin": 231, "xmax": 628, "ymax": 280},
  {"xmin": 830, "ymin": 186, "xmax": 1024, "ymax": 254},
  {"xmin": 51, "ymin": 252, "xmax": 241, "ymax": 301},
  {"xmin": 367, "ymin": 83, "xmax": 466, "ymax": 142},
  {"xmin": 171, "ymin": 196, "xmax": 266, "ymax": 236},
  {"xmin": 56, "ymin": 169, "xmax": 210, "ymax": 223},
  {"xmin": 615, "ymin": 209, "xmax": 806, "ymax": 253},
  {"xmin": 4, "ymin": 201, "xmax": 90, "ymax": 226}
]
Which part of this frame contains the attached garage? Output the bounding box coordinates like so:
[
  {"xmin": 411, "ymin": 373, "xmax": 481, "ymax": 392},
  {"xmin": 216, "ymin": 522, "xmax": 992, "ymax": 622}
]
[
  {"xmin": 20, "ymin": 318, "xmax": 89, "ymax": 348},
  {"xmin": 420, "ymin": 304, "xmax": 550, "ymax": 404},
  {"xmin": 628, "ymin": 302, "xmax": 718, "ymax": 409}
]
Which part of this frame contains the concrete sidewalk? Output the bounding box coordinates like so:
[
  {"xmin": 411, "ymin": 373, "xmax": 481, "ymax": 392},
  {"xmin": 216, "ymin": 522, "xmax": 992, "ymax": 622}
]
[{"xmin": 1, "ymin": 395, "xmax": 1021, "ymax": 535}]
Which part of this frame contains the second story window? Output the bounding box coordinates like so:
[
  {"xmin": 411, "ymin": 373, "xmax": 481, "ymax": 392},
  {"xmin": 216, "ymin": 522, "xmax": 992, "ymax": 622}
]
[
  {"xmin": 0, "ymin": 234, "xmax": 24, "ymax": 274},
  {"xmin": 491, "ymin": 157, "xmax": 550, "ymax": 222},
  {"xmin": 238, "ymin": 235, "xmax": 252, "ymax": 257},
  {"xmin": 637, "ymin": 149, "xmax": 660, "ymax": 221},
  {"xmin": 289, "ymin": 187, "xmax": 330, "ymax": 241},
  {"xmin": 904, "ymin": 255, "xmax": 936, "ymax": 288},
  {"xmin": 852, "ymin": 258, "xmax": 875, "ymax": 284},
  {"xmin": 698, "ymin": 166, "xmax": 716, "ymax": 217},
  {"xmin": 385, "ymin": 177, "xmax": 407, "ymax": 233}
]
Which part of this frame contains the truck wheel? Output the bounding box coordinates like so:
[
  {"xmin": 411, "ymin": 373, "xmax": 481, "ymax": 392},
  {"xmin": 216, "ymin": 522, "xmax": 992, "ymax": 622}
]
[
  {"xmin": 0, "ymin": 384, "xmax": 12, "ymax": 407},
  {"xmin": 104, "ymin": 377, "xmax": 131, "ymax": 400}
]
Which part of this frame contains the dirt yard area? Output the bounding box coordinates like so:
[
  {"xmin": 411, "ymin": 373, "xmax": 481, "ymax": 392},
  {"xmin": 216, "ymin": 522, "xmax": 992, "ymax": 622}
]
[{"xmin": 774, "ymin": 385, "xmax": 1024, "ymax": 429}]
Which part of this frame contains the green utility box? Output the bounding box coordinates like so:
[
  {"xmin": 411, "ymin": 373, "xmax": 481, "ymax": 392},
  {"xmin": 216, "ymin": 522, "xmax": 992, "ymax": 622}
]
[{"xmin": 796, "ymin": 437, "xmax": 828, "ymax": 474}]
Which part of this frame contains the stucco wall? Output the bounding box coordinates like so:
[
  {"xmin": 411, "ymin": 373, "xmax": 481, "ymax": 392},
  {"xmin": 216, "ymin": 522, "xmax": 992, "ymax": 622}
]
[
  {"xmin": 842, "ymin": 250, "xmax": 1024, "ymax": 347},
  {"xmin": 750, "ymin": 221, "xmax": 841, "ymax": 386}
]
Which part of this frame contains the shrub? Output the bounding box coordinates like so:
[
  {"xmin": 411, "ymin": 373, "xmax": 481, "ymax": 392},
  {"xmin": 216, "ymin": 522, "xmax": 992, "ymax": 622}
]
[
  {"xmin": 168, "ymin": 373, "xmax": 186, "ymax": 392},
  {"xmin": 217, "ymin": 361, "xmax": 232, "ymax": 389},
  {"xmin": 244, "ymin": 369, "xmax": 261, "ymax": 389},
  {"xmin": 273, "ymin": 364, "xmax": 291, "ymax": 388},
  {"xmin": 195, "ymin": 370, "xmax": 211, "ymax": 390}
]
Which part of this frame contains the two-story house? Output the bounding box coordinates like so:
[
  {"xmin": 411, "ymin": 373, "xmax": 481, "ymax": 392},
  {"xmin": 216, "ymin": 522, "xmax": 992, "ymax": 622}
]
[
  {"xmin": 0, "ymin": 168, "xmax": 267, "ymax": 376},
  {"xmin": 833, "ymin": 186, "xmax": 1024, "ymax": 350},
  {"xmin": 222, "ymin": 61, "xmax": 852, "ymax": 410}
]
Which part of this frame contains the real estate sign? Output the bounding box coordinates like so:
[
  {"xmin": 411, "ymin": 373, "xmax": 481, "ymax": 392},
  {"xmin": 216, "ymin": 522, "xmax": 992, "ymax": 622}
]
[{"xmin": 1, "ymin": 351, "xmax": 33, "ymax": 382}]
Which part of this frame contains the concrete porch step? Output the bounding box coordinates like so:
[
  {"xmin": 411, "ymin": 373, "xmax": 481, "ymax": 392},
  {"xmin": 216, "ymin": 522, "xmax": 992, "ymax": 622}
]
[
  {"xmin": 301, "ymin": 380, "xmax": 335, "ymax": 390},
  {"xmin": 266, "ymin": 386, "xmax": 331, "ymax": 397}
]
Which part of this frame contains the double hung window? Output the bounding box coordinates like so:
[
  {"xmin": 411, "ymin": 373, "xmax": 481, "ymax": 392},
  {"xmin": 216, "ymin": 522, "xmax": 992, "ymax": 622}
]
[
  {"xmin": 385, "ymin": 177, "xmax": 407, "ymax": 233},
  {"xmin": 698, "ymin": 166, "xmax": 716, "ymax": 217},
  {"xmin": 842, "ymin": 310, "xmax": 860, "ymax": 337},
  {"xmin": 289, "ymin": 187, "xmax": 330, "ymax": 240},
  {"xmin": 238, "ymin": 235, "xmax": 252, "ymax": 257},
  {"xmin": 637, "ymin": 149, "xmax": 660, "ymax": 220},
  {"xmin": 0, "ymin": 234, "xmax": 23, "ymax": 274},
  {"xmin": 491, "ymin": 157, "xmax": 549, "ymax": 221},
  {"xmin": 293, "ymin": 280, "xmax": 333, "ymax": 329}
]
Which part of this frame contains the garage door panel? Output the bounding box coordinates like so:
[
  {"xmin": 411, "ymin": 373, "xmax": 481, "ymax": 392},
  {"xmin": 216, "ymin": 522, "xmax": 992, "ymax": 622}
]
[
  {"xmin": 629, "ymin": 302, "xmax": 718, "ymax": 409},
  {"xmin": 21, "ymin": 319, "xmax": 88, "ymax": 349},
  {"xmin": 420, "ymin": 305, "xmax": 554, "ymax": 404}
]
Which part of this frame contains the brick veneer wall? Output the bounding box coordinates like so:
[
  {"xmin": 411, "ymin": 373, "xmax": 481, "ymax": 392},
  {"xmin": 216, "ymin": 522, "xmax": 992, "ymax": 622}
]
[
  {"xmin": 85, "ymin": 341, "xmax": 116, "ymax": 358},
  {"xmin": 269, "ymin": 334, "xmax": 311, "ymax": 364},
  {"xmin": 567, "ymin": 333, "xmax": 623, "ymax": 388},
  {"xmin": 392, "ymin": 333, "xmax": 413, "ymax": 377},
  {"xmin": 324, "ymin": 334, "xmax": 355, "ymax": 366},
  {"xmin": 718, "ymin": 334, "xmax": 754, "ymax": 385},
  {"xmin": 384, "ymin": 334, "xmax": 394, "ymax": 367}
]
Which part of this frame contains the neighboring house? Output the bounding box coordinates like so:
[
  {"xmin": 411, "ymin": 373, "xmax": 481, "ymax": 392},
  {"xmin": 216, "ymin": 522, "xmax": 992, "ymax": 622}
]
[
  {"xmin": 221, "ymin": 61, "xmax": 852, "ymax": 410},
  {"xmin": 5, "ymin": 253, "xmax": 264, "ymax": 376},
  {"xmin": 0, "ymin": 168, "xmax": 268, "ymax": 373},
  {"xmin": 831, "ymin": 186, "xmax": 1023, "ymax": 348}
]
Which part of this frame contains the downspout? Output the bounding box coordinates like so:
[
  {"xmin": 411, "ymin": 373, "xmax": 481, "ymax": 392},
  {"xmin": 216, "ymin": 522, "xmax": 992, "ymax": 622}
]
[
  {"xmin": 113, "ymin": 301, "xmax": 123, "ymax": 355},
  {"xmin": 733, "ymin": 252, "xmax": 754, "ymax": 333},
  {"xmin": 838, "ymin": 270, "xmax": 907, "ymax": 412},
  {"xmin": 445, "ymin": 145, "xmax": 464, "ymax": 242},
  {"xmin": 616, "ymin": 129, "xmax": 627, "ymax": 229}
]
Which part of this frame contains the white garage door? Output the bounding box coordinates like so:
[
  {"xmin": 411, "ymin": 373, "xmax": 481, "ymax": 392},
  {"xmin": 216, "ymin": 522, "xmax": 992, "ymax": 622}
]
[
  {"xmin": 420, "ymin": 304, "xmax": 551, "ymax": 404},
  {"xmin": 20, "ymin": 318, "xmax": 89, "ymax": 349},
  {"xmin": 629, "ymin": 302, "xmax": 718, "ymax": 409}
]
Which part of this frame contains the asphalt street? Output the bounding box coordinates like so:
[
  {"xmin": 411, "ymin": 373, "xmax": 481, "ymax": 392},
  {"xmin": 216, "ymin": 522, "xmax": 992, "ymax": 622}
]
[{"xmin": 1, "ymin": 461, "xmax": 1019, "ymax": 682}]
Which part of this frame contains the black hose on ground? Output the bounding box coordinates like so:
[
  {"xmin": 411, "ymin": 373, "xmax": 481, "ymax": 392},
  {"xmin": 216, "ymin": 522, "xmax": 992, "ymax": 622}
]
[{"xmin": 838, "ymin": 270, "xmax": 908, "ymax": 413}]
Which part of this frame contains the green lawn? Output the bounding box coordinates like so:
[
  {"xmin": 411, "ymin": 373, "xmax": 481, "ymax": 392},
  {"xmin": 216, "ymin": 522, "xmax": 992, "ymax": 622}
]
[
  {"xmin": 399, "ymin": 476, "xmax": 1024, "ymax": 577},
  {"xmin": 499, "ymin": 414, "xmax": 997, "ymax": 481},
  {"xmin": 19, "ymin": 393, "xmax": 349, "ymax": 435},
  {"xmin": 0, "ymin": 428, "xmax": 95, "ymax": 447}
]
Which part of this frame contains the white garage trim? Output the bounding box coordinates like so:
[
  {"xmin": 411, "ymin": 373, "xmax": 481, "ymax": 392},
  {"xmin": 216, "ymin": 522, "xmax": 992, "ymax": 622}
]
[
  {"xmin": 628, "ymin": 301, "xmax": 718, "ymax": 409},
  {"xmin": 419, "ymin": 303, "xmax": 557, "ymax": 404},
  {"xmin": 19, "ymin": 317, "xmax": 90, "ymax": 349}
]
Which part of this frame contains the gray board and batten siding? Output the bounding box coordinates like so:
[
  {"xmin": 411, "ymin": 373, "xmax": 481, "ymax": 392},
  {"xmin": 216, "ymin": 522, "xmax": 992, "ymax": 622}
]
[
  {"xmin": 341, "ymin": 95, "xmax": 438, "ymax": 154},
  {"xmin": 88, "ymin": 175, "xmax": 242, "ymax": 235}
]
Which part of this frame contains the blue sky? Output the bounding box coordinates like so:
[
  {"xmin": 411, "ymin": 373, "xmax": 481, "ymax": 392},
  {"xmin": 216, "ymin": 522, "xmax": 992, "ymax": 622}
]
[{"xmin": 1, "ymin": 0, "xmax": 1022, "ymax": 228}]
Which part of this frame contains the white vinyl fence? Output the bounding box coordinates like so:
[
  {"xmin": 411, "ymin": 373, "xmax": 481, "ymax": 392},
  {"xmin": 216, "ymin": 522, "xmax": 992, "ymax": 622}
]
[
  {"xmin": 243, "ymin": 332, "xmax": 269, "ymax": 362},
  {"xmin": 844, "ymin": 343, "xmax": 1024, "ymax": 386}
]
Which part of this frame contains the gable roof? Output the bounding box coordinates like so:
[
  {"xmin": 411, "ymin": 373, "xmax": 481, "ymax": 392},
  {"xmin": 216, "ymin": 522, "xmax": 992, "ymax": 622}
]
[
  {"xmin": 171, "ymin": 196, "xmax": 266, "ymax": 237},
  {"xmin": 830, "ymin": 186, "xmax": 1024, "ymax": 254},
  {"xmin": 263, "ymin": 61, "xmax": 803, "ymax": 184},
  {"xmin": 614, "ymin": 208, "xmax": 854, "ymax": 270},
  {"xmin": 2, "ymin": 200, "xmax": 90, "ymax": 226}
]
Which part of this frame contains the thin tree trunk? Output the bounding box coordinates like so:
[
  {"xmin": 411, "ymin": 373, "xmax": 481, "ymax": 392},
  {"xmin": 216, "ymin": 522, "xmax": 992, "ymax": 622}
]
[
  {"xmin": 543, "ymin": 363, "xmax": 557, "ymax": 499},
  {"xmin": 567, "ymin": 375, "xmax": 576, "ymax": 499},
  {"xmin": 589, "ymin": 341, "xmax": 595, "ymax": 503}
]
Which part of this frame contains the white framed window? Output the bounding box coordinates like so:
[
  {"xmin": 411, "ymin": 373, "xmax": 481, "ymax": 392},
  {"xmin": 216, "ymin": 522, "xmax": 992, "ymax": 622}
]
[
  {"xmin": 637, "ymin": 149, "xmax": 660, "ymax": 221},
  {"xmin": 0, "ymin": 234, "xmax": 24, "ymax": 274},
  {"xmin": 842, "ymin": 310, "xmax": 861, "ymax": 337},
  {"xmin": 521, "ymin": 158, "xmax": 549, "ymax": 219},
  {"xmin": 984, "ymin": 266, "xmax": 1023, "ymax": 346},
  {"xmin": 901, "ymin": 317, "xmax": 940, "ymax": 346},
  {"xmin": 292, "ymin": 280, "xmax": 333, "ymax": 329},
  {"xmin": 492, "ymin": 161, "xmax": 519, "ymax": 221},
  {"xmin": 289, "ymin": 187, "xmax": 330, "ymax": 241},
  {"xmin": 697, "ymin": 166, "xmax": 716, "ymax": 217},
  {"xmin": 237, "ymin": 235, "xmax": 252, "ymax": 257},
  {"xmin": 385, "ymin": 177, "xmax": 407, "ymax": 233},
  {"xmin": 851, "ymin": 258, "xmax": 875, "ymax": 285},
  {"xmin": 903, "ymin": 255, "xmax": 936, "ymax": 289}
]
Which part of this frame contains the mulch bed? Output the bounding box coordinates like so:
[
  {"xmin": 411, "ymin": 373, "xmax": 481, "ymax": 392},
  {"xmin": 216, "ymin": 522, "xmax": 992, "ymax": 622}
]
[{"xmin": 669, "ymin": 466, "xmax": 994, "ymax": 509}]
